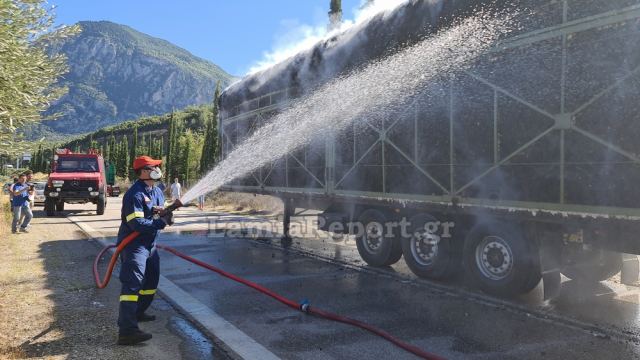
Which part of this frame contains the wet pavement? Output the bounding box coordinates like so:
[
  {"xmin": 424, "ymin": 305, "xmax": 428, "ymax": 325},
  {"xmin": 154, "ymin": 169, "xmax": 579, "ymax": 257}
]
[{"xmin": 64, "ymin": 199, "xmax": 640, "ymax": 359}]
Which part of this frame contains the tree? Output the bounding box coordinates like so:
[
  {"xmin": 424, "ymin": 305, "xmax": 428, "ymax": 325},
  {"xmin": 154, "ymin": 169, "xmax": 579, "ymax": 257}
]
[
  {"xmin": 147, "ymin": 134, "xmax": 153, "ymax": 156},
  {"xmin": 328, "ymin": 0, "xmax": 342, "ymax": 31},
  {"xmin": 106, "ymin": 133, "xmax": 116, "ymax": 162},
  {"xmin": 32, "ymin": 144, "xmax": 42, "ymax": 172},
  {"xmin": 116, "ymin": 136, "xmax": 129, "ymax": 179},
  {"xmin": 182, "ymin": 134, "xmax": 192, "ymax": 187},
  {"xmin": 179, "ymin": 131, "xmax": 201, "ymax": 187},
  {"xmin": 166, "ymin": 111, "xmax": 183, "ymax": 182},
  {"xmin": 0, "ymin": 0, "xmax": 79, "ymax": 155},
  {"xmin": 165, "ymin": 111, "xmax": 175, "ymax": 182},
  {"xmin": 130, "ymin": 126, "xmax": 138, "ymax": 179},
  {"xmin": 200, "ymin": 81, "xmax": 220, "ymax": 175}
]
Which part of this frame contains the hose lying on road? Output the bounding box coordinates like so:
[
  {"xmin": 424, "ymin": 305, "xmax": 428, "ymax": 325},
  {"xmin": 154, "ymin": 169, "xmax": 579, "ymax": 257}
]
[{"xmin": 94, "ymin": 234, "xmax": 445, "ymax": 360}]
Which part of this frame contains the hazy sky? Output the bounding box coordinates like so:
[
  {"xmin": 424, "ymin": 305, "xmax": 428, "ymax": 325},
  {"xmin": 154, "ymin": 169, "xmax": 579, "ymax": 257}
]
[{"xmin": 52, "ymin": 0, "xmax": 364, "ymax": 76}]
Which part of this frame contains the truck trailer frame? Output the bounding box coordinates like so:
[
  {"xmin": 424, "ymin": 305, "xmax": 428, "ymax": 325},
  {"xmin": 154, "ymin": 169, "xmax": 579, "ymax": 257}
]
[{"xmin": 219, "ymin": 0, "xmax": 640, "ymax": 298}]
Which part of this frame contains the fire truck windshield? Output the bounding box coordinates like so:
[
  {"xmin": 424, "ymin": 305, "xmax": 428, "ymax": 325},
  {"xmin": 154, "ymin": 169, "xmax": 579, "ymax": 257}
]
[{"xmin": 56, "ymin": 157, "xmax": 99, "ymax": 172}]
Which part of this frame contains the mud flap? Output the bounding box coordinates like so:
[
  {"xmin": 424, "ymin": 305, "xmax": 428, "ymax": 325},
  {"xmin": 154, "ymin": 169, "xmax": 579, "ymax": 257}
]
[
  {"xmin": 539, "ymin": 237, "xmax": 562, "ymax": 301},
  {"xmin": 620, "ymin": 254, "xmax": 639, "ymax": 285}
]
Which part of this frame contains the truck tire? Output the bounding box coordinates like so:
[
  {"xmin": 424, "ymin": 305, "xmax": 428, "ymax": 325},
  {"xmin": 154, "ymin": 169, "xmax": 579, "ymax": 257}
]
[
  {"xmin": 401, "ymin": 213, "xmax": 460, "ymax": 280},
  {"xmin": 463, "ymin": 222, "xmax": 541, "ymax": 297},
  {"xmin": 56, "ymin": 201, "xmax": 64, "ymax": 212},
  {"xmin": 97, "ymin": 195, "xmax": 106, "ymax": 215},
  {"xmin": 355, "ymin": 209, "xmax": 402, "ymax": 267},
  {"xmin": 562, "ymin": 250, "xmax": 622, "ymax": 282},
  {"xmin": 45, "ymin": 198, "xmax": 55, "ymax": 217}
]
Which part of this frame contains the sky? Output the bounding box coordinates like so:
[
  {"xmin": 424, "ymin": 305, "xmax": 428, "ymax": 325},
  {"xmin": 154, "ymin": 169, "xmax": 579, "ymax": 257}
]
[{"xmin": 51, "ymin": 0, "xmax": 366, "ymax": 76}]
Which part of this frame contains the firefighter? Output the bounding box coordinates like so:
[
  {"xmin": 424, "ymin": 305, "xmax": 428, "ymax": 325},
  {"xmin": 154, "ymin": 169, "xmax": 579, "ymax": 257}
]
[{"xmin": 116, "ymin": 156, "xmax": 174, "ymax": 345}]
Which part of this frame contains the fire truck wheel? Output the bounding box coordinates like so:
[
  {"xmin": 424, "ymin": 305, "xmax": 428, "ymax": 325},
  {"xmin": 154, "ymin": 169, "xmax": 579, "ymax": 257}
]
[
  {"xmin": 97, "ymin": 195, "xmax": 106, "ymax": 215},
  {"xmin": 45, "ymin": 198, "xmax": 55, "ymax": 217}
]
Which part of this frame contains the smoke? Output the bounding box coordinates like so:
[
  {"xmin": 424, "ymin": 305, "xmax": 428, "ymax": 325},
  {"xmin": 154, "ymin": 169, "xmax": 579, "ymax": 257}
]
[
  {"xmin": 181, "ymin": 9, "xmax": 518, "ymax": 205},
  {"xmin": 246, "ymin": 0, "xmax": 410, "ymax": 74}
]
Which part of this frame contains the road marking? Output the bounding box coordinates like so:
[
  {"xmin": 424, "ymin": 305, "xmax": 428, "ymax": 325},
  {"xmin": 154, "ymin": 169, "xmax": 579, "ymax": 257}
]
[{"xmin": 68, "ymin": 216, "xmax": 281, "ymax": 360}]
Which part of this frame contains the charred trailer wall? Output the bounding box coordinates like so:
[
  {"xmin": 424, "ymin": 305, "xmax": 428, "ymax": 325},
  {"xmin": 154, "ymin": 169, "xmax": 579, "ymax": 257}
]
[{"xmin": 219, "ymin": 0, "xmax": 640, "ymax": 218}]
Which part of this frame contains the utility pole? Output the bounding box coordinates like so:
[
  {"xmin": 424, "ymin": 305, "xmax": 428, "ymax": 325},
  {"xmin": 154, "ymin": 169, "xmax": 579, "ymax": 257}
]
[{"xmin": 328, "ymin": 0, "xmax": 342, "ymax": 31}]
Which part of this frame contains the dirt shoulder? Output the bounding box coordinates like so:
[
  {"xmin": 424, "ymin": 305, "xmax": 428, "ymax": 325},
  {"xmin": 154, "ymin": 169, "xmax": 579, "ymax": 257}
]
[{"xmin": 0, "ymin": 198, "xmax": 223, "ymax": 360}]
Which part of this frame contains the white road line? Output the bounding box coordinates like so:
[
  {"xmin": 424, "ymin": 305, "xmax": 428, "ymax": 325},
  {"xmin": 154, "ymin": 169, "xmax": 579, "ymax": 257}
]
[{"xmin": 68, "ymin": 216, "xmax": 281, "ymax": 360}]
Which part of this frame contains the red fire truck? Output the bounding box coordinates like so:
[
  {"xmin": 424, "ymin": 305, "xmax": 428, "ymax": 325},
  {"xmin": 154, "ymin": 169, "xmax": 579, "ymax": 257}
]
[{"xmin": 44, "ymin": 149, "xmax": 108, "ymax": 216}]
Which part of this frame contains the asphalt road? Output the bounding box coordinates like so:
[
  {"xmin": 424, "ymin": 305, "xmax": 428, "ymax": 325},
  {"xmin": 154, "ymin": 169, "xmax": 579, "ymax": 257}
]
[{"xmin": 58, "ymin": 197, "xmax": 640, "ymax": 359}]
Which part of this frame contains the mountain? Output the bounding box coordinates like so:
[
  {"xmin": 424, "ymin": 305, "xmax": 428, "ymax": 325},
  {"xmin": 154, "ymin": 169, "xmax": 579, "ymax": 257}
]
[{"xmin": 39, "ymin": 21, "xmax": 235, "ymax": 135}]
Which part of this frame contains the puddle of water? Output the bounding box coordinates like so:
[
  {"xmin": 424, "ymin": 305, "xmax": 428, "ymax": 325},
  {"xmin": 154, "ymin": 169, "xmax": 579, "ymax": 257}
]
[{"xmin": 169, "ymin": 316, "xmax": 218, "ymax": 360}]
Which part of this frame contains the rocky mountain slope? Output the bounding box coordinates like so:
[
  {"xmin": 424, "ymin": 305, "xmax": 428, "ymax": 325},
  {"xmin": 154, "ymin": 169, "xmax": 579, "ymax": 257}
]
[{"xmin": 40, "ymin": 21, "xmax": 234, "ymax": 135}]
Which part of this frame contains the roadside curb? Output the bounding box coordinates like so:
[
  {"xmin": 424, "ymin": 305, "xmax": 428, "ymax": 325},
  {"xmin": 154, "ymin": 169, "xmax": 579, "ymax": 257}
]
[{"xmin": 68, "ymin": 216, "xmax": 281, "ymax": 360}]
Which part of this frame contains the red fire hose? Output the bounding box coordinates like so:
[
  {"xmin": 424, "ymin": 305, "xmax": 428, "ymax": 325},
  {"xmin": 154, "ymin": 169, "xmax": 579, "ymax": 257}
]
[
  {"xmin": 93, "ymin": 233, "xmax": 445, "ymax": 360},
  {"xmin": 93, "ymin": 231, "xmax": 140, "ymax": 288}
]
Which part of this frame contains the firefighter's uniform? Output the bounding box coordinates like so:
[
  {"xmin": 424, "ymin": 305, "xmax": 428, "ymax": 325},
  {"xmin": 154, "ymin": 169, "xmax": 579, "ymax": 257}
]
[{"xmin": 117, "ymin": 178, "xmax": 166, "ymax": 334}]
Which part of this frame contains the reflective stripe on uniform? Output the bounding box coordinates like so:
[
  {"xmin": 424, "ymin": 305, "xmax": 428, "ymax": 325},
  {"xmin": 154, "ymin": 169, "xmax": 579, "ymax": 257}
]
[
  {"xmin": 139, "ymin": 289, "xmax": 157, "ymax": 295},
  {"xmin": 120, "ymin": 294, "xmax": 139, "ymax": 302},
  {"xmin": 126, "ymin": 211, "xmax": 145, "ymax": 222}
]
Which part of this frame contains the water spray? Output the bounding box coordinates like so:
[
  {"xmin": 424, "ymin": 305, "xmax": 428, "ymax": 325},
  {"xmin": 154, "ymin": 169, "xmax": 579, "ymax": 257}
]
[{"xmin": 91, "ymin": 6, "xmax": 520, "ymax": 359}]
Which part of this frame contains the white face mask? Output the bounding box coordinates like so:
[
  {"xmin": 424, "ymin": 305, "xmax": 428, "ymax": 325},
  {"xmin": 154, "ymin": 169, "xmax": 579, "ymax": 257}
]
[{"xmin": 149, "ymin": 167, "xmax": 163, "ymax": 180}]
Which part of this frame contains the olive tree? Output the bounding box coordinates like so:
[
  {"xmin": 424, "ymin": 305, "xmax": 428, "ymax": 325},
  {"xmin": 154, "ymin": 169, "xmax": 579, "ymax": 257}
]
[{"xmin": 0, "ymin": 0, "xmax": 79, "ymax": 155}]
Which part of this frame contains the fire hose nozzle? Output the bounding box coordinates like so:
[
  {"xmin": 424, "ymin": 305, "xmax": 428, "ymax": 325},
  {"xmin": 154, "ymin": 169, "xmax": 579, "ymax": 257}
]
[{"xmin": 165, "ymin": 199, "xmax": 183, "ymax": 213}]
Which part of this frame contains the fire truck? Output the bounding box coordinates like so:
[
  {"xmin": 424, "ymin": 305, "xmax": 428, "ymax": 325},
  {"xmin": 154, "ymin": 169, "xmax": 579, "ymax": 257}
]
[{"xmin": 44, "ymin": 149, "xmax": 108, "ymax": 216}]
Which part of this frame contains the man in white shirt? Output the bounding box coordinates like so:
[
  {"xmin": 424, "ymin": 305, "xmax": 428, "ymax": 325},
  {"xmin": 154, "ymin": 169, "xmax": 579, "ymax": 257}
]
[{"xmin": 170, "ymin": 178, "xmax": 181, "ymax": 203}]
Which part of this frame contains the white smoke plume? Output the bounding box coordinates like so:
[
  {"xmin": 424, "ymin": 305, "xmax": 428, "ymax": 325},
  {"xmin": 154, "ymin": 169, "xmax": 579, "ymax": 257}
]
[{"xmin": 246, "ymin": 0, "xmax": 409, "ymax": 74}]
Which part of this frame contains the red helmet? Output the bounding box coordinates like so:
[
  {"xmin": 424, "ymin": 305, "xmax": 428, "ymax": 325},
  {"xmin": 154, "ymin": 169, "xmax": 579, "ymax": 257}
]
[{"xmin": 132, "ymin": 155, "xmax": 162, "ymax": 170}]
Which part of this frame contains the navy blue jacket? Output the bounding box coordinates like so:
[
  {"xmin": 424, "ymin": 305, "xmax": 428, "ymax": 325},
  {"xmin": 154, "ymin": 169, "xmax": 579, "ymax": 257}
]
[{"xmin": 117, "ymin": 179, "xmax": 166, "ymax": 246}]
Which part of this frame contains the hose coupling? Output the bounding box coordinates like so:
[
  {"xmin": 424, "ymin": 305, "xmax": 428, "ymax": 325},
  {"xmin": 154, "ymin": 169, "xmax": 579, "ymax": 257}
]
[{"xmin": 300, "ymin": 299, "xmax": 310, "ymax": 313}]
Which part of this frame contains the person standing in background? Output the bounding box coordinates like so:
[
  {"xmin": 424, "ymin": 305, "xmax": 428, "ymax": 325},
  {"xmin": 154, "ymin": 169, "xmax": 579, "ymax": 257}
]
[
  {"xmin": 11, "ymin": 173, "xmax": 33, "ymax": 234},
  {"xmin": 22, "ymin": 170, "xmax": 34, "ymax": 224},
  {"xmin": 170, "ymin": 178, "xmax": 181, "ymax": 209},
  {"xmin": 9, "ymin": 177, "xmax": 18, "ymax": 212},
  {"xmin": 198, "ymin": 194, "xmax": 205, "ymax": 211}
]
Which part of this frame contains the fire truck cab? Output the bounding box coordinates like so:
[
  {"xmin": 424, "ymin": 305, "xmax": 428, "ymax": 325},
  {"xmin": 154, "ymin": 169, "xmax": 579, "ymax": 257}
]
[{"xmin": 44, "ymin": 149, "xmax": 108, "ymax": 216}]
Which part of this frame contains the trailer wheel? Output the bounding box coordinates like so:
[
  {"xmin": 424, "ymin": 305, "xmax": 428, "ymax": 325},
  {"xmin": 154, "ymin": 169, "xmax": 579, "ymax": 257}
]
[
  {"xmin": 355, "ymin": 209, "xmax": 402, "ymax": 267},
  {"xmin": 401, "ymin": 213, "xmax": 459, "ymax": 280},
  {"xmin": 97, "ymin": 195, "xmax": 106, "ymax": 215},
  {"xmin": 56, "ymin": 201, "xmax": 64, "ymax": 212},
  {"xmin": 562, "ymin": 250, "xmax": 622, "ymax": 282},
  {"xmin": 45, "ymin": 198, "xmax": 55, "ymax": 217},
  {"xmin": 463, "ymin": 223, "xmax": 540, "ymax": 297}
]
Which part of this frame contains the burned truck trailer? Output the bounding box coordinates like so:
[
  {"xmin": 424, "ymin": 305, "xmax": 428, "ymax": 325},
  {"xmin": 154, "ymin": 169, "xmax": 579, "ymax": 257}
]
[{"xmin": 219, "ymin": 0, "xmax": 640, "ymax": 297}]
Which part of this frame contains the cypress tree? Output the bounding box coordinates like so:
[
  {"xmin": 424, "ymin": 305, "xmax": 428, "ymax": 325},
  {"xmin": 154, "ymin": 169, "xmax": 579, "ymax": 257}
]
[
  {"xmin": 37, "ymin": 144, "xmax": 44, "ymax": 172},
  {"xmin": 132, "ymin": 126, "xmax": 138, "ymax": 157},
  {"xmin": 41, "ymin": 148, "xmax": 50, "ymax": 172},
  {"xmin": 199, "ymin": 115, "xmax": 212, "ymax": 175},
  {"xmin": 122, "ymin": 136, "xmax": 129, "ymax": 179},
  {"xmin": 32, "ymin": 145, "xmax": 39, "ymax": 172},
  {"xmin": 147, "ymin": 133, "xmax": 153, "ymax": 156},
  {"xmin": 158, "ymin": 138, "xmax": 164, "ymax": 163},
  {"xmin": 111, "ymin": 142, "xmax": 118, "ymax": 176},
  {"xmin": 200, "ymin": 81, "xmax": 221, "ymax": 175},
  {"xmin": 329, "ymin": 0, "xmax": 342, "ymax": 30},
  {"xmin": 169, "ymin": 115, "xmax": 183, "ymax": 182},
  {"xmin": 107, "ymin": 133, "xmax": 116, "ymax": 162},
  {"xmin": 182, "ymin": 133, "xmax": 193, "ymax": 187},
  {"xmin": 166, "ymin": 111, "xmax": 175, "ymax": 182}
]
